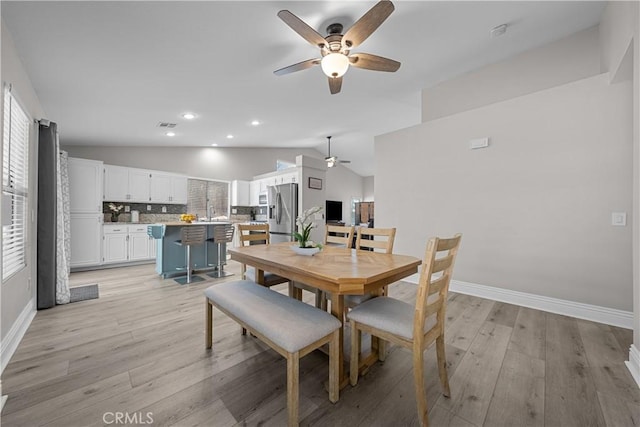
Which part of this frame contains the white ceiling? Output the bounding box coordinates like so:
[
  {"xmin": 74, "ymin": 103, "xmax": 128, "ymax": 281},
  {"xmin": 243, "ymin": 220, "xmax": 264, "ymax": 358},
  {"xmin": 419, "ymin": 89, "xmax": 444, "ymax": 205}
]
[{"xmin": 2, "ymin": 1, "xmax": 605, "ymax": 176}]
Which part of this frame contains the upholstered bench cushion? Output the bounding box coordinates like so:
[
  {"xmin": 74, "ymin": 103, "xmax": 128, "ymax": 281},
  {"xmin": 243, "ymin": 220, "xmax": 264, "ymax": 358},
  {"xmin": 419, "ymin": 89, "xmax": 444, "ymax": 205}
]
[
  {"xmin": 205, "ymin": 280, "xmax": 341, "ymax": 353},
  {"xmin": 347, "ymin": 296, "xmax": 437, "ymax": 340}
]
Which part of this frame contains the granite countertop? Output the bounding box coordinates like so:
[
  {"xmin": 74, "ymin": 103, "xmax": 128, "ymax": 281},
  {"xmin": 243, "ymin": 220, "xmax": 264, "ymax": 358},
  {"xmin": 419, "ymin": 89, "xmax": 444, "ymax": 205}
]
[{"xmin": 157, "ymin": 221, "xmax": 233, "ymax": 226}]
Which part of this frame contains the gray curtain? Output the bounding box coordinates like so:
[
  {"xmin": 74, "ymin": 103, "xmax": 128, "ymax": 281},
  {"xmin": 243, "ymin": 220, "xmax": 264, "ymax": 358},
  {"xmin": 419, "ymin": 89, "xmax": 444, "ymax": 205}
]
[{"xmin": 37, "ymin": 121, "xmax": 57, "ymax": 309}]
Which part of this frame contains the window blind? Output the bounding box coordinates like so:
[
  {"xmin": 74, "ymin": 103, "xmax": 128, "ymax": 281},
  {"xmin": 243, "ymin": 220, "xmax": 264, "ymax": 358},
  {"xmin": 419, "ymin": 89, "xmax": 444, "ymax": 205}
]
[{"xmin": 2, "ymin": 88, "xmax": 30, "ymax": 281}]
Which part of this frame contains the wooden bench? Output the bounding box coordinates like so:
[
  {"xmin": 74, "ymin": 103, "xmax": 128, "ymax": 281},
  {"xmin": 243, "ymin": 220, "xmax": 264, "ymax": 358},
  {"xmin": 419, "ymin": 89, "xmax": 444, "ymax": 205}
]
[{"xmin": 204, "ymin": 280, "xmax": 341, "ymax": 427}]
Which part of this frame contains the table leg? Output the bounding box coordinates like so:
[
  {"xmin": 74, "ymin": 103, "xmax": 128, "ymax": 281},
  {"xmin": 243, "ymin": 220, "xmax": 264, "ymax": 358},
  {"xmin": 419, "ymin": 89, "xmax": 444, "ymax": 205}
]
[{"xmin": 330, "ymin": 293, "xmax": 347, "ymax": 386}]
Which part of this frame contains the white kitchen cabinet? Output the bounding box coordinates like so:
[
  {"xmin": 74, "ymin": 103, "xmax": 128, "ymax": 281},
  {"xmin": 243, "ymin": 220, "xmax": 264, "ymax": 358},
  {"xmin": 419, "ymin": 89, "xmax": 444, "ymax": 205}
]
[
  {"xmin": 128, "ymin": 169, "xmax": 151, "ymax": 202},
  {"xmin": 103, "ymin": 224, "xmax": 155, "ymax": 263},
  {"xmin": 103, "ymin": 226, "xmax": 128, "ymax": 264},
  {"xmin": 150, "ymin": 173, "xmax": 187, "ymax": 204},
  {"xmin": 128, "ymin": 225, "xmax": 150, "ymax": 261},
  {"xmin": 249, "ymin": 180, "xmax": 260, "ymax": 206},
  {"xmin": 231, "ymin": 180, "xmax": 250, "ymax": 206},
  {"xmin": 68, "ymin": 157, "xmax": 103, "ymax": 213},
  {"xmin": 103, "ymin": 165, "xmax": 150, "ymax": 202},
  {"xmin": 70, "ymin": 213, "xmax": 102, "ymax": 267}
]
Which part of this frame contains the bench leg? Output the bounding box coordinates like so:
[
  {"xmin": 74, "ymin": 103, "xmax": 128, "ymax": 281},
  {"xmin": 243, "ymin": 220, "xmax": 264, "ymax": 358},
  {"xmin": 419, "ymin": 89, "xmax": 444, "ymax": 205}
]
[
  {"xmin": 205, "ymin": 299, "xmax": 213, "ymax": 349},
  {"xmin": 287, "ymin": 352, "xmax": 299, "ymax": 427},
  {"xmin": 329, "ymin": 330, "xmax": 340, "ymax": 403}
]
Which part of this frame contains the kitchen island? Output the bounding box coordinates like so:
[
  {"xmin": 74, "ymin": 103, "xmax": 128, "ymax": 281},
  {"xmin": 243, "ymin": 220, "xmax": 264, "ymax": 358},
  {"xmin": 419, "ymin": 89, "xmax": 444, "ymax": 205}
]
[{"xmin": 147, "ymin": 222, "xmax": 232, "ymax": 278}]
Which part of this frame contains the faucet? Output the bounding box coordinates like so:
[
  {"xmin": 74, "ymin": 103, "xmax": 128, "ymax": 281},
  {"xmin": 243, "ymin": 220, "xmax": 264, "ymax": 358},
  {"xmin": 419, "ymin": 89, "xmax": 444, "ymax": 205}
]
[{"xmin": 207, "ymin": 202, "xmax": 215, "ymax": 221}]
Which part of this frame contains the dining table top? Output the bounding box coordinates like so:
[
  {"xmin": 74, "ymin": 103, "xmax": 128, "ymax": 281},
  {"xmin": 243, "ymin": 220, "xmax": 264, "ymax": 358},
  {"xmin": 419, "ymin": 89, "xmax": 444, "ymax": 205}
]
[{"xmin": 228, "ymin": 242, "xmax": 422, "ymax": 295}]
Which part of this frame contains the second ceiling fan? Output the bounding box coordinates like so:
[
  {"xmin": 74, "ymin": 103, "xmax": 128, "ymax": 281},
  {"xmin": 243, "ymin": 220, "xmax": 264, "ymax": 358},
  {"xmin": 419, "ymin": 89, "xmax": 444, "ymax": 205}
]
[
  {"xmin": 274, "ymin": 0, "xmax": 401, "ymax": 94},
  {"xmin": 325, "ymin": 136, "xmax": 350, "ymax": 168}
]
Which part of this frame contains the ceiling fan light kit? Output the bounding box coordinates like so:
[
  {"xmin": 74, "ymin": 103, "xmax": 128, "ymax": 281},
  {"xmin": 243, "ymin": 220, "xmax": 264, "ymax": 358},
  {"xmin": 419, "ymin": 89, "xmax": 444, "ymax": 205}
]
[{"xmin": 274, "ymin": 0, "xmax": 401, "ymax": 94}]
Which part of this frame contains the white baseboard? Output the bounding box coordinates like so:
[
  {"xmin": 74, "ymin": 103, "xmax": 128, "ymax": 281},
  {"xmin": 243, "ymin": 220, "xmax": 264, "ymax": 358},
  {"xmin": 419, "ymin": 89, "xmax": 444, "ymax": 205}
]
[
  {"xmin": 1, "ymin": 299, "xmax": 36, "ymax": 374},
  {"xmin": 402, "ymin": 275, "xmax": 633, "ymax": 329},
  {"xmin": 626, "ymin": 344, "xmax": 640, "ymax": 388}
]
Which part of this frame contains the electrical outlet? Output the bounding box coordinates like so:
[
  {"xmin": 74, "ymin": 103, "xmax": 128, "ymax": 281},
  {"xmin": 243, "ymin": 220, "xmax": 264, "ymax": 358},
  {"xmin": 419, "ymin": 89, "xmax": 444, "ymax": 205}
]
[
  {"xmin": 612, "ymin": 212, "xmax": 626, "ymax": 226},
  {"xmin": 147, "ymin": 205, "xmax": 151, "ymax": 211},
  {"xmin": 124, "ymin": 205, "xmax": 130, "ymax": 213},
  {"xmin": 162, "ymin": 206, "xmax": 167, "ymax": 213}
]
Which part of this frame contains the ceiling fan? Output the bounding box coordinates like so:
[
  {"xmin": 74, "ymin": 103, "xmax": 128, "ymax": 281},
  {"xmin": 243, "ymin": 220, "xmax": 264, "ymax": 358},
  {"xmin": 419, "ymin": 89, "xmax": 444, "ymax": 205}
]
[
  {"xmin": 274, "ymin": 0, "xmax": 401, "ymax": 94},
  {"xmin": 325, "ymin": 136, "xmax": 351, "ymax": 168}
]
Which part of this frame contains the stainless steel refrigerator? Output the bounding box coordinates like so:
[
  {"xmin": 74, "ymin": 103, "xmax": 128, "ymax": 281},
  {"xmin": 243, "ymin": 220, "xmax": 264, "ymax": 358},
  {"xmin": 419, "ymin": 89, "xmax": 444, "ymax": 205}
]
[{"xmin": 267, "ymin": 183, "xmax": 298, "ymax": 243}]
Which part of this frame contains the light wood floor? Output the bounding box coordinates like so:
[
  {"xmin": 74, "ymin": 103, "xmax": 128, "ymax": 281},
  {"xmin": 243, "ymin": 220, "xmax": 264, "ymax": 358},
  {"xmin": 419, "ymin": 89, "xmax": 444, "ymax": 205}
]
[{"xmin": 1, "ymin": 261, "xmax": 638, "ymax": 426}]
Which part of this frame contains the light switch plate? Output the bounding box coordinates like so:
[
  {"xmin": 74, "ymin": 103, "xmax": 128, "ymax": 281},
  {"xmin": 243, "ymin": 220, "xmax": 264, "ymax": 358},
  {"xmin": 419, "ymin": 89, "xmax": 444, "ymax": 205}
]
[
  {"xmin": 612, "ymin": 212, "xmax": 626, "ymax": 226},
  {"xmin": 470, "ymin": 137, "xmax": 489, "ymax": 149},
  {"xmin": 124, "ymin": 205, "xmax": 130, "ymax": 213},
  {"xmin": 162, "ymin": 206, "xmax": 167, "ymax": 213},
  {"xmin": 147, "ymin": 205, "xmax": 151, "ymax": 211}
]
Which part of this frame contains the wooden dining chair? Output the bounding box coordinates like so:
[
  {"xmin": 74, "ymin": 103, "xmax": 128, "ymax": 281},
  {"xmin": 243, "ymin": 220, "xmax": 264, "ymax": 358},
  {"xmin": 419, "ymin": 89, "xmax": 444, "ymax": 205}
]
[
  {"xmin": 344, "ymin": 227, "xmax": 396, "ymax": 308},
  {"xmin": 348, "ymin": 233, "xmax": 462, "ymax": 427},
  {"xmin": 324, "ymin": 224, "xmax": 355, "ymax": 247},
  {"xmin": 294, "ymin": 225, "xmax": 356, "ymax": 309},
  {"xmin": 237, "ymin": 223, "xmax": 292, "ymax": 334},
  {"xmin": 237, "ymin": 223, "xmax": 291, "ymax": 288}
]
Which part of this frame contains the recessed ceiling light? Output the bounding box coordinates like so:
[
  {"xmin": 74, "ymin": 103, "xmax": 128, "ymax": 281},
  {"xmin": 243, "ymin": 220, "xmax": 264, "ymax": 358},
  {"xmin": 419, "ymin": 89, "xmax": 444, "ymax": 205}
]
[
  {"xmin": 251, "ymin": 120, "xmax": 260, "ymax": 126},
  {"xmin": 182, "ymin": 112, "xmax": 196, "ymax": 120},
  {"xmin": 166, "ymin": 131, "xmax": 176, "ymax": 137},
  {"xmin": 226, "ymin": 134, "xmax": 234, "ymax": 139},
  {"xmin": 211, "ymin": 143, "xmax": 218, "ymax": 147}
]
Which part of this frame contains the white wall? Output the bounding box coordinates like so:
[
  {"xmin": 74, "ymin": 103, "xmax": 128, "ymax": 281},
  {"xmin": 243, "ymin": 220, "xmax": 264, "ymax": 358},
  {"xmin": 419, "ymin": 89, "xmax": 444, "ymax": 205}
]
[
  {"xmin": 1, "ymin": 22, "xmax": 46, "ymax": 367},
  {"xmin": 363, "ymin": 176, "xmax": 374, "ymax": 201},
  {"xmin": 324, "ymin": 165, "xmax": 365, "ymax": 224},
  {"xmin": 599, "ymin": 0, "xmax": 640, "ymax": 368},
  {"xmin": 421, "ymin": 26, "xmax": 601, "ymax": 122},
  {"xmin": 377, "ymin": 73, "xmax": 632, "ymax": 311}
]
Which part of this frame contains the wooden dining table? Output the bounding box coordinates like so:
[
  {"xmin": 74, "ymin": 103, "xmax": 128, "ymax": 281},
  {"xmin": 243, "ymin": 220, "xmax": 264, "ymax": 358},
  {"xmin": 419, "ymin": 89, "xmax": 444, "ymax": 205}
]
[{"xmin": 228, "ymin": 241, "xmax": 422, "ymax": 385}]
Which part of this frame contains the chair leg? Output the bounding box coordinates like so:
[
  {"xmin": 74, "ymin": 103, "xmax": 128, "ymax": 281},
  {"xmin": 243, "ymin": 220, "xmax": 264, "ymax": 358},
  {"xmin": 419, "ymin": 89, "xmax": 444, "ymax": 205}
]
[
  {"xmin": 413, "ymin": 345, "xmax": 429, "ymax": 427},
  {"xmin": 287, "ymin": 351, "xmax": 300, "ymax": 427},
  {"xmin": 205, "ymin": 299, "xmax": 213, "ymax": 349},
  {"xmin": 314, "ymin": 289, "xmax": 322, "ymax": 309},
  {"xmin": 329, "ymin": 330, "xmax": 339, "ymax": 403},
  {"xmin": 349, "ymin": 319, "xmax": 361, "ymax": 386},
  {"xmin": 436, "ymin": 335, "xmax": 451, "ymax": 397},
  {"xmin": 320, "ymin": 291, "xmax": 328, "ymax": 311}
]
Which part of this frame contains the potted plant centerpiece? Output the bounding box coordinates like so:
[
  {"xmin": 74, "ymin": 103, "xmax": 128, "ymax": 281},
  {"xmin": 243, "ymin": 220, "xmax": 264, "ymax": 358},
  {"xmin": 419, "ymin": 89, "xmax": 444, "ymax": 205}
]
[{"xmin": 292, "ymin": 206, "xmax": 323, "ymax": 255}]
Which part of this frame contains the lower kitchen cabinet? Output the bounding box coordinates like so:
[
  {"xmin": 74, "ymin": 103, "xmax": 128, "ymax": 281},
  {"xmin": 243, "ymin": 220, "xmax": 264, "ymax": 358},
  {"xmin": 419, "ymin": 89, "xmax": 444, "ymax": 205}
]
[
  {"xmin": 103, "ymin": 226, "xmax": 129, "ymax": 264},
  {"xmin": 70, "ymin": 213, "xmax": 103, "ymax": 267},
  {"xmin": 103, "ymin": 224, "xmax": 155, "ymax": 264}
]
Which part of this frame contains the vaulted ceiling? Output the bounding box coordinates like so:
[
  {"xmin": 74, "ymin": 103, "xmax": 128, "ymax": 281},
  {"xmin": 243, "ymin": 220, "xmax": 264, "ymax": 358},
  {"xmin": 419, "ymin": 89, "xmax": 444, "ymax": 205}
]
[{"xmin": 2, "ymin": 1, "xmax": 605, "ymax": 176}]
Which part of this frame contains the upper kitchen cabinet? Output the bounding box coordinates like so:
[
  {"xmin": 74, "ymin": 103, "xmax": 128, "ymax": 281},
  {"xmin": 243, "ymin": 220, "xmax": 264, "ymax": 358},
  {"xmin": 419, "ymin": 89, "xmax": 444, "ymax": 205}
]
[
  {"xmin": 68, "ymin": 157, "xmax": 103, "ymax": 213},
  {"xmin": 249, "ymin": 180, "xmax": 260, "ymax": 206},
  {"xmin": 231, "ymin": 180, "xmax": 250, "ymax": 206},
  {"xmin": 149, "ymin": 172, "xmax": 187, "ymax": 204},
  {"xmin": 103, "ymin": 164, "xmax": 150, "ymax": 202}
]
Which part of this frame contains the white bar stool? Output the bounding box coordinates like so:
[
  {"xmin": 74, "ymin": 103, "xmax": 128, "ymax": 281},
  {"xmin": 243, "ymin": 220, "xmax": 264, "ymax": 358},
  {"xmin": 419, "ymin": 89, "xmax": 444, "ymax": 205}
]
[{"xmin": 174, "ymin": 225, "xmax": 206, "ymax": 285}]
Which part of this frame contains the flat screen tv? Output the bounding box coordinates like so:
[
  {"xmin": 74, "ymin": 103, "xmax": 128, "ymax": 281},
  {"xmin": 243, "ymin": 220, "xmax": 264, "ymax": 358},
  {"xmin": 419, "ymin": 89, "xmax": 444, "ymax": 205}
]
[{"xmin": 325, "ymin": 200, "xmax": 343, "ymax": 222}]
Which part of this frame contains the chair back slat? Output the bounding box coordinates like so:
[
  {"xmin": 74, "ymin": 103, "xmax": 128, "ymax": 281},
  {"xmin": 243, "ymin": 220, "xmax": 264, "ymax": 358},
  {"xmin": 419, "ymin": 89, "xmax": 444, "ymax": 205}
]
[
  {"xmin": 238, "ymin": 223, "xmax": 270, "ymax": 246},
  {"xmin": 180, "ymin": 226, "xmax": 207, "ymax": 245},
  {"xmin": 355, "ymin": 227, "xmax": 396, "ymax": 254},
  {"xmin": 325, "ymin": 225, "xmax": 355, "ymax": 248},
  {"xmin": 432, "ymin": 254, "xmax": 454, "ymax": 275},
  {"xmin": 413, "ymin": 234, "xmax": 462, "ymax": 343}
]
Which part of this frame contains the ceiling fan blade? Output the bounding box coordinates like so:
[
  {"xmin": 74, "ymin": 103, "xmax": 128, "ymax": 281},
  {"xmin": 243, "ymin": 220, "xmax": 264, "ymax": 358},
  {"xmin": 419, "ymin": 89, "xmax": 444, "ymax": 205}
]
[
  {"xmin": 349, "ymin": 53, "xmax": 400, "ymax": 72},
  {"xmin": 339, "ymin": 160, "xmax": 351, "ymax": 164},
  {"xmin": 342, "ymin": 0, "xmax": 395, "ymax": 50},
  {"xmin": 277, "ymin": 10, "xmax": 327, "ymax": 49},
  {"xmin": 328, "ymin": 77, "xmax": 342, "ymax": 94},
  {"xmin": 274, "ymin": 58, "xmax": 321, "ymax": 76}
]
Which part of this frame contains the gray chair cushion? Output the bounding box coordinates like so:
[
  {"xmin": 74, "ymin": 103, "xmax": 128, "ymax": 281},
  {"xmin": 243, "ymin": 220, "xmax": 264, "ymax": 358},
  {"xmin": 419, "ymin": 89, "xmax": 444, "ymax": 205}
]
[
  {"xmin": 345, "ymin": 293, "xmax": 372, "ymax": 307},
  {"xmin": 347, "ymin": 296, "xmax": 436, "ymax": 341},
  {"xmin": 205, "ymin": 280, "xmax": 341, "ymax": 353}
]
